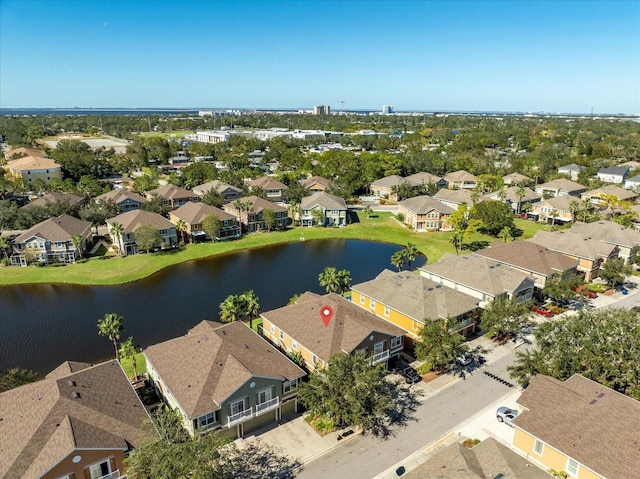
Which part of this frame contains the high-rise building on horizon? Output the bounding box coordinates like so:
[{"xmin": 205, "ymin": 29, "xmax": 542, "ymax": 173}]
[
  {"xmin": 314, "ymin": 105, "xmax": 330, "ymax": 115},
  {"xmin": 382, "ymin": 105, "xmax": 394, "ymax": 114}
]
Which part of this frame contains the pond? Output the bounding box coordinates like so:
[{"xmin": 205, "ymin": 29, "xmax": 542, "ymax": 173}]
[{"xmin": 0, "ymin": 240, "xmax": 425, "ymax": 374}]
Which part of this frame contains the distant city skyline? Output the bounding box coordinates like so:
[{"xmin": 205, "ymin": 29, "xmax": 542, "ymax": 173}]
[{"xmin": 1, "ymin": 0, "xmax": 639, "ymax": 114}]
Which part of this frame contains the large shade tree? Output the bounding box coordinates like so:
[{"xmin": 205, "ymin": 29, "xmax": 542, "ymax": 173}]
[
  {"xmin": 98, "ymin": 313, "xmax": 125, "ymax": 360},
  {"xmin": 414, "ymin": 319, "xmax": 468, "ymax": 372},
  {"xmin": 507, "ymin": 308, "xmax": 640, "ymax": 400},
  {"xmin": 480, "ymin": 296, "xmax": 532, "ymax": 341}
]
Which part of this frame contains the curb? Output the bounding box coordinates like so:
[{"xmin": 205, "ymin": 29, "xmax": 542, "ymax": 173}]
[{"xmin": 301, "ymin": 427, "xmax": 363, "ymax": 465}]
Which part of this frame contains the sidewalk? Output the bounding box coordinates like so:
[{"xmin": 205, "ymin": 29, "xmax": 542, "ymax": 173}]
[{"xmin": 239, "ymin": 333, "xmax": 527, "ymax": 465}]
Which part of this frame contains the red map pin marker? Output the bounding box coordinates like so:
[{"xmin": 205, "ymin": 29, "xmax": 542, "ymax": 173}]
[{"xmin": 320, "ymin": 306, "xmax": 333, "ymax": 327}]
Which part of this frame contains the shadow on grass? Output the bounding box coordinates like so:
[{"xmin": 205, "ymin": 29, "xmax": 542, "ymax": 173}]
[{"xmin": 369, "ymin": 382, "xmax": 423, "ymax": 440}]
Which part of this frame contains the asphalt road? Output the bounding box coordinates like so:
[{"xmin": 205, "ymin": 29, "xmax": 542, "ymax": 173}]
[{"xmin": 298, "ymin": 351, "xmax": 519, "ymax": 479}]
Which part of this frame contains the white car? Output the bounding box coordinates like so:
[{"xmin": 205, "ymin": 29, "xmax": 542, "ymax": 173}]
[{"xmin": 496, "ymin": 406, "xmax": 518, "ymax": 426}]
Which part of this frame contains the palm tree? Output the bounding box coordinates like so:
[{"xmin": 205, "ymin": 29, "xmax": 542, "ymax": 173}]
[
  {"xmin": 449, "ymin": 230, "xmax": 465, "ymax": 256},
  {"xmin": 242, "ymin": 290, "xmax": 260, "ymax": 329},
  {"xmin": 98, "ymin": 313, "xmax": 124, "ymax": 361},
  {"xmin": 390, "ymin": 250, "xmax": 407, "ymax": 271},
  {"xmin": 110, "ymin": 222, "xmax": 124, "ymax": 256},
  {"xmin": 0, "ymin": 235, "xmax": 12, "ymax": 261},
  {"xmin": 550, "ymin": 209, "xmax": 559, "ymax": 227},
  {"xmin": 71, "ymin": 233, "xmax": 85, "ymax": 258},
  {"xmin": 516, "ymin": 186, "xmax": 526, "ymax": 215},
  {"xmin": 337, "ymin": 269, "xmax": 351, "ymax": 294},
  {"xmin": 318, "ymin": 266, "xmax": 341, "ymax": 293},
  {"xmin": 403, "ymin": 242, "xmax": 419, "ymax": 270},
  {"xmin": 219, "ymin": 294, "xmax": 243, "ymax": 323},
  {"xmin": 363, "ymin": 205, "xmax": 373, "ymax": 219},
  {"xmin": 498, "ymin": 226, "xmax": 513, "ymax": 242},
  {"xmin": 175, "ymin": 219, "xmax": 187, "ymax": 245},
  {"xmin": 569, "ymin": 200, "xmax": 580, "ymax": 224},
  {"xmin": 119, "ymin": 336, "xmax": 140, "ymax": 379}
]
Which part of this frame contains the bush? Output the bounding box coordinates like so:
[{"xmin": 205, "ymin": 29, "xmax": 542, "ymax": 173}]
[
  {"xmin": 396, "ymin": 212, "xmax": 405, "ymax": 222},
  {"xmin": 417, "ymin": 363, "xmax": 432, "ymax": 374}
]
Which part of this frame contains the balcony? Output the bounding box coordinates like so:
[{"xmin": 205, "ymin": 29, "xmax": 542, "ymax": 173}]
[
  {"xmin": 371, "ymin": 349, "xmax": 390, "ymax": 364},
  {"xmin": 97, "ymin": 471, "xmax": 121, "ymax": 479},
  {"xmin": 227, "ymin": 407, "xmax": 253, "ymax": 427},
  {"xmin": 255, "ymin": 397, "xmax": 279, "ymax": 416}
]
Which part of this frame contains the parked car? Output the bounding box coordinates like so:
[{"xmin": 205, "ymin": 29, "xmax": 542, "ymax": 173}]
[
  {"xmin": 587, "ymin": 291, "xmax": 598, "ymax": 299},
  {"xmin": 400, "ymin": 366, "xmax": 422, "ymax": 384},
  {"xmin": 457, "ymin": 353, "xmax": 473, "ymax": 366},
  {"xmin": 532, "ymin": 305, "xmax": 554, "ymax": 317},
  {"xmin": 496, "ymin": 406, "xmax": 518, "ymax": 426}
]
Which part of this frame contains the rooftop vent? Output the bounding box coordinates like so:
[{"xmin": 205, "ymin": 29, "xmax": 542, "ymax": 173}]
[
  {"xmin": 37, "ymin": 392, "xmax": 43, "ymax": 400},
  {"xmin": 72, "ymin": 391, "xmax": 80, "ymax": 399},
  {"xmin": 589, "ymin": 399, "xmax": 597, "ymax": 405},
  {"xmin": 597, "ymin": 392, "xmax": 605, "ymax": 398},
  {"xmin": 244, "ymin": 344, "xmax": 249, "ymax": 349},
  {"xmin": 68, "ymin": 380, "xmax": 76, "ymax": 387}
]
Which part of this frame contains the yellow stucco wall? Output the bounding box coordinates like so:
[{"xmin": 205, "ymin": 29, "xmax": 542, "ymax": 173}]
[
  {"xmin": 262, "ymin": 319, "xmax": 324, "ymax": 370},
  {"xmin": 513, "ymin": 429, "xmax": 602, "ymax": 479},
  {"xmin": 351, "ymin": 291, "xmax": 420, "ymax": 338}
]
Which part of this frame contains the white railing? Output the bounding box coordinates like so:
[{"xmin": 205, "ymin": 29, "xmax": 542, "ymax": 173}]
[
  {"xmin": 371, "ymin": 350, "xmax": 390, "ymax": 364},
  {"xmin": 255, "ymin": 397, "xmax": 279, "ymax": 416},
  {"xmin": 227, "ymin": 407, "xmax": 253, "ymax": 427},
  {"xmin": 98, "ymin": 471, "xmax": 120, "ymax": 479}
]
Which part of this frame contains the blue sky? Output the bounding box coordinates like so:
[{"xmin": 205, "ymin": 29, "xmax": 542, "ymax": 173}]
[{"xmin": 1, "ymin": 0, "xmax": 639, "ymax": 113}]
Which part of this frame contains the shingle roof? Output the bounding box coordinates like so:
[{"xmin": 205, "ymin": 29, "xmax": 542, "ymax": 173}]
[
  {"xmin": 143, "ymin": 321, "xmax": 305, "ymax": 418},
  {"xmin": 597, "ymin": 165, "xmax": 629, "ymax": 176},
  {"xmin": 352, "ymin": 270, "xmax": 479, "ymax": 323},
  {"xmin": 537, "ymin": 195, "xmax": 578, "ymax": 211},
  {"xmin": 558, "ymin": 163, "xmax": 586, "ymax": 173},
  {"xmin": 420, "ymin": 253, "xmax": 535, "ymax": 297},
  {"xmin": 444, "ymin": 170, "xmax": 477, "ymax": 182},
  {"xmin": 170, "ymin": 201, "xmax": 235, "ymax": 224},
  {"xmin": 249, "ymin": 176, "xmax": 288, "ymax": 190},
  {"xmin": 45, "ymin": 361, "xmax": 93, "ymax": 379},
  {"xmin": 475, "ymin": 242, "xmax": 578, "ymax": 278},
  {"xmin": 371, "ymin": 175, "xmax": 406, "ymax": 188},
  {"xmin": 106, "ymin": 209, "xmax": 175, "ymax": 234},
  {"xmin": 192, "ymin": 180, "xmax": 242, "ymax": 196},
  {"xmin": 301, "ymin": 175, "xmax": 332, "ymax": 189},
  {"xmin": 584, "ymin": 184, "xmax": 638, "ymax": 201},
  {"xmin": 148, "ymin": 183, "xmax": 198, "ymax": 200},
  {"xmin": 404, "ymin": 437, "xmax": 551, "ymax": 479},
  {"xmin": 433, "ymin": 188, "xmax": 473, "ymax": 205},
  {"xmin": 301, "ymin": 192, "xmax": 347, "ymax": 210},
  {"xmin": 571, "ymin": 220, "xmax": 640, "ymax": 248},
  {"xmin": 399, "ymin": 195, "xmax": 455, "ymax": 215},
  {"xmin": 527, "ymin": 230, "xmax": 617, "ymax": 261},
  {"xmin": 14, "ymin": 214, "xmax": 92, "ymax": 243},
  {"xmin": 22, "ymin": 192, "xmax": 83, "ymax": 209},
  {"xmin": 261, "ymin": 292, "xmax": 406, "ymax": 362},
  {"xmin": 6, "ymin": 147, "xmax": 47, "ymax": 159},
  {"xmin": 514, "ymin": 374, "xmax": 640, "ymax": 479},
  {"xmin": 485, "ymin": 186, "xmax": 540, "ymax": 203},
  {"xmin": 223, "ymin": 195, "xmax": 287, "ymax": 214},
  {"xmin": 97, "ymin": 189, "xmax": 147, "ymax": 205},
  {"xmin": 0, "ymin": 360, "xmax": 150, "ymax": 479},
  {"xmin": 536, "ymin": 178, "xmax": 586, "ymax": 192},
  {"xmin": 8, "ymin": 155, "xmax": 61, "ymax": 171},
  {"xmin": 404, "ymin": 172, "xmax": 444, "ymax": 185},
  {"xmin": 502, "ymin": 172, "xmax": 531, "ymax": 184}
]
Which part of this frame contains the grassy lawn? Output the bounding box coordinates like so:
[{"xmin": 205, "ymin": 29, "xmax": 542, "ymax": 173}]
[
  {"xmin": 0, "ymin": 212, "xmax": 536, "ymax": 286},
  {"xmin": 513, "ymin": 218, "xmax": 550, "ymax": 239},
  {"xmin": 135, "ymin": 130, "xmax": 194, "ymax": 140},
  {"xmin": 120, "ymin": 353, "xmax": 147, "ymax": 379},
  {"xmin": 244, "ymin": 317, "xmax": 263, "ymax": 333}
]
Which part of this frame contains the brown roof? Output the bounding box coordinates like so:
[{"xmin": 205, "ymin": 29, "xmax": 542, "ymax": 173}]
[
  {"xmin": 301, "ymin": 175, "xmax": 332, "ymax": 189},
  {"xmin": 503, "ymin": 172, "xmax": 531, "ymax": 184},
  {"xmin": 21, "ymin": 192, "xmax": 83, "ymax": 209},
  {"xmin": 404, "ymin": 437, "xmax": 551, "ymax": 479},
  {"xmin": 97, "ymin": 189, "xmax": 147, "ymax": 205},
  {"xmin": 6, "ymin": 147, "xmax": 47, "ymax": 160},
  {"xmin": 399, "ymin": 195, "xmax": 455, "ymax": 214},
  {"xmin": 486, "ymin": 186, "xmax": 540, "ymax": 203},
  {"xmin": 475, "ymin": 241, "xmax": 578, "ymax": 278},
  {"xmin": 45, "ymin": 361, "xmax": 93, "ymax": 379},
  {"xmin": 514, "ymin": 374, "xmax": 640, "ymax": 478},
  {"xmin": 404, "ymin": 172, "xmax": 444, "ymax": 185},
  {"xmin": 192, "ymin": 180, "xmax": 241, "ymax": 196},
  {"xmin": 571, "ymin": 220, "xmax": 640, "ymax": 248},
  {"xmin": 8, "ymin": 155, "xmax": 61, "ymax": 172},
  {"xmin": 300, "ymin": 191, "xmax": 347, "ymax": 210},
  {"xmin": 170, "ymin": 201, "xmax": 235, "ymax": 224},
  {"xmin": 352, "ymin": 270, "xmax": 479, "ymax": 323},
  {"xmin": 433, "ymin": 188, "xmax": 473, "ymax": 205},
  {"xmin": 420, "ymin": 253, "xmax": 535, "ymax": 297},
  {"xmin": 583, "ymin": 184, "xmax": 639, "ymax": 202},
  {"xmin": 261, "ymin": 292, "xmax": 406, "ymax": 362},
  {"xmin": 444, "ymin": 170, "xmax": 477, "ymax": 182},
  {"xmin": 248, "ymin": 176, "xmax": 288, "ymax": 190},
  {"xmin": 371, "ymin": 175, "xmax": 406, "ymax": 188},
  {"xmin": 536, "ymin": 178, "xmax": 586, "ymax": 193},
  {"xmin": 527, "ymin": 230, "xmax": 617, "ymax": 261},
  {"xmin": 14, "ymin": 214, "xmax": 92, "ymax": 243},
  {"xmin": 106, "ymin": 209, "xmax": 175, "ymax": 234},
  {"xmin": 147, "ymin": 183, "xmax": 198, "ymax": 200},
  {"xmin": 223, "ymin": 195, "xmax": 287, "ymax": 214},
  {"xmin": 0, "ymin": 360, "xmax": 150, "ymax": 479},
  {"xmin": 143, "ymin": 321, "xmax": 305, "ymax": 419}
]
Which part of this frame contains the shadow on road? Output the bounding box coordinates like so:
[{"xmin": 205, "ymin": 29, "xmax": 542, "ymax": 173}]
[{"xmin": 370, "ymin": 383, "xmax": 424, "ymax": 440}]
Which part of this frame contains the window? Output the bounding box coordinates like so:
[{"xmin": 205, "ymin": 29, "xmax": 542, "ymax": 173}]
[
  {"xmin": 257, "ymin": 387, "xmax": 274, "ymax": 404},
  {"xmin": 88, "ymin": 459, "xmax": 111, "ymax": 479},
  {"xmin": 391, "ymin": 336, "xmax": 402, "ymax": 348},
  {"xmin": 312, "ymin": 354, "xmax": 317, "ymax": 364},
  {"xmin": 270, "ymin": 323, "xmax": 275, "ymax": 334},
  {"xmin": 279, "ymin": 330, "xmax": 284, "ymax": 341},
  {"xmin": 533, "ymin": 439, "xmax": 544, "ymax": 455},
  {"xmin": 566, "ymin": 458, "xmax": 579, "ymax": 476},
  {"xmin": 370, "ymin": 299, "xmax": 376, "ymax": 310},
  {"xmin": 373, "ymin": 341, "xmax": 384, "ymax": 355},
  {"xmin": 292, "ymin": 340, "xmax": 297, "ymax": 351},
  {"xmin": 384, "ymin": 305, "xmax": 390, "ymax": 316},
  {"xmin": 283, "ymin": 379, "xmax": 297, "ymax": 394},
  {"xmin": 197, "ymin": 410, "xmax": 218, "ymax": 428},
  {"xmin": 360, "ymin": 294, "xmax": 365, "ymax": 304},
  {"xmin": 229, "ymin": 397, "xmax": 247, "ymax": 415}
]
